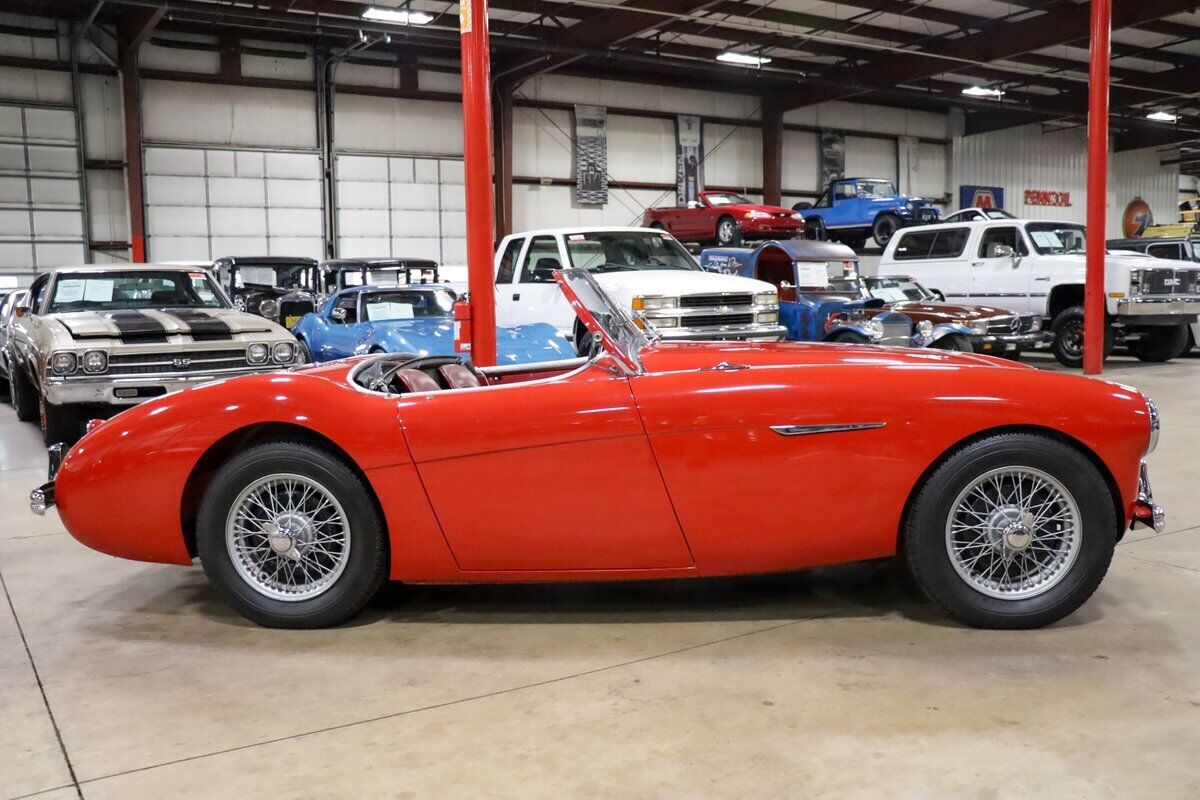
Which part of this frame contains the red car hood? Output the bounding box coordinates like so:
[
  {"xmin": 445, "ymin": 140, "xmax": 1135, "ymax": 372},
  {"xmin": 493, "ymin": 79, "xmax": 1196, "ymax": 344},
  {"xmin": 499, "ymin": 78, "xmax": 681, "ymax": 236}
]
[
  {"xmin": 722, "ymin": 203, "xmax": 795, "ymax": 216},
  {"xmin": 638, "ymin": 340, "xmax": 1030, "ymax": 373}
]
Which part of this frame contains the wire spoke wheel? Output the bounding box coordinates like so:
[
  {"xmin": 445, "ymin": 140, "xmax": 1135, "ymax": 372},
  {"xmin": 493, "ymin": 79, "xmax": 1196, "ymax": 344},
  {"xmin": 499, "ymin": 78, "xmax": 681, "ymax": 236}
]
[
  {"xmin": 225, "ymin": 473, "xmax": 351, "ymax": 601},
  {"xmin": 945, "ymin": 466, "xmax": 1081, "ymax": 600}
]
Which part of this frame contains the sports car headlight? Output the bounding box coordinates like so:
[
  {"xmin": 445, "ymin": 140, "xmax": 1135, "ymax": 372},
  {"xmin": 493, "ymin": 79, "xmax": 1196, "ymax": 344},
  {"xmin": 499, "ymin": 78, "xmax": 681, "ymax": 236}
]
[
  {"xmin": 754, "ymin": 290, "xmax": 778, "ymax": 307},
  {"xmin": 271, "ymin": 342, "xmax": 295, "ymax": 364},
  {"xmin": 49, "ymin": 352, "xmax": 77, "ymax": 376},
  {"xmin": 971, "ymin": 319, "xmax": 990, "ymax": 335},
  {"xmin": 247, "ymin": 343, "xmax": 270, "ymax": 365},
  {"xmin": 1145, "ymin": 396, "xmax": 1160, "ymax": 454},
  {"xmin": 258, "ymin": 298, "xmax": 280, "ymax": 320},
  {"xmin": 745, "ymin": 210, "xmax": 772, "ymax": 219},
  {"xmin": 791, "ymin": 212, "xmax": 804, "ymax": 221},
  {"xmin": 917, "ymin": 320, "xmax": 933, "ymax": 338},
  {"xmin": 632, "ymin": 296, "xmax": 679, "ymax": 311},
  {"xmin": 82, "ymin": 350, "xmax": 108, "ymax": 374}
]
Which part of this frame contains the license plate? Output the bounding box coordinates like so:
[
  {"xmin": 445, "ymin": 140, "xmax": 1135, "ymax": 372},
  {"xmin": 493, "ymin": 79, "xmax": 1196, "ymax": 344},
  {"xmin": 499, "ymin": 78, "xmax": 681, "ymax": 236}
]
[{"xmin": 285, "ymin": 315, "xmax": 301, "ymax": 328}]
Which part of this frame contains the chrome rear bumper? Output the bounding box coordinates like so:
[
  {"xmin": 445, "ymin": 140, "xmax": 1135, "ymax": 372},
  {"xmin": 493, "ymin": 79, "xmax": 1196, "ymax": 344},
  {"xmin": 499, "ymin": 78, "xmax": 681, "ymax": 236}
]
[
  {"xmin": 1130, "ymin": 461, "xmax": 1166, "ymax": 533},
  {"xmin": 29, "ymin": 443, "xmax": 63, "ymax": 517}
]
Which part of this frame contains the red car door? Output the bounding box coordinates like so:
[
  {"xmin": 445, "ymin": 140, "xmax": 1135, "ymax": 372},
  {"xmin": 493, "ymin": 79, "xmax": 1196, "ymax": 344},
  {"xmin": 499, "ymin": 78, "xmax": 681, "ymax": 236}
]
[{"xmin": 398, "ymin": 366, "xmax": 693, "ymax": 572}]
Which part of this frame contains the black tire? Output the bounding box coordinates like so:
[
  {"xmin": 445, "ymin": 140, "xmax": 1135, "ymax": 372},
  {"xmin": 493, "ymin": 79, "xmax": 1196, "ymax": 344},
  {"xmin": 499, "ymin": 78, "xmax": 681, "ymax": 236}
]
[
  {"xmin": 805, "ymin": 217, "xmax": 826, "ymax": 241},
  {"xmin": 196, "ymin": 440, "xmax": 389, "ymax": 629},
  {"xmin": 930, "ymin": 334, "xmax": 971, "ymax": 352},
  {"xmin": 573, "ymin": 320, "xmax": 600, "ymax": 357},
  {"xmin": 1183, "ymin": 326, "xmax": 1196, "ymax": 356},
  {"xmin": 9, "ymin": 362, "xmax": 38, "ymax": 421},
  {"xmin": 715, "ymin": 216, "xmax": 741, "ymax": 246},
  {"xmin": 827, "ymin": 330, "xmax": 870, "ymax": 344},
  {"xmin": 296, "ymin": 338, "xmax": 314, "ymax": 364},
  {"xmin": 1049, "ymin": 305, "xmax": 1113, "ymax": 368},
  {"xmin": 872, "ymin": 213, "xmax": 901, "ymax": 248},
  {"xmin": 1127, "ymin": 324, "xmax": 1189, "ymax": 363},
  {"xmin": 904, "ymin": 433, "xmax": 1116, "ymax": 629},
  {"xmin": 39, "ymin": 398, "xmax": 81, "ymax": 446}
]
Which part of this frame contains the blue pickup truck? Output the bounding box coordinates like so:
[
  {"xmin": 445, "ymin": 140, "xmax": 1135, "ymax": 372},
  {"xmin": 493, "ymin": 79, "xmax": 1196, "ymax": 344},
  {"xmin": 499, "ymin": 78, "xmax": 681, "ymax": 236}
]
[{"xmin": 793, "ymin": 177, "xmax": 939, "ymax": 249}]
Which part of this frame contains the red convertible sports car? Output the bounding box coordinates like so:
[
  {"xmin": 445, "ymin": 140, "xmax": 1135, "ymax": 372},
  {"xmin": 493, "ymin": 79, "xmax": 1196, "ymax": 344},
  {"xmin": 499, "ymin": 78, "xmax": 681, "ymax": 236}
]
[
  {"xmin": 642, "ymin": 191, "xmax": 804, "ymax": 245},
  {"xmin": 35, "ymin": 271, "xmax": 1162, "ymax": 630}
]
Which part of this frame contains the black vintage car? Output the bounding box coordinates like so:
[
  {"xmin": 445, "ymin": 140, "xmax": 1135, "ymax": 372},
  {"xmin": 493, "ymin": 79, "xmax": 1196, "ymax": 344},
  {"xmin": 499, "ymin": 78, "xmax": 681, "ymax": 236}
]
[
  {"xmin": 213, "ymin": 256, "xmax": 321, "ymax": 329},
  {"xmin": 316, "ymin": 258, "xmax": 440, "ymax": 294},
  {"xmin": 1106, "ymin": 234, "xmax": 1200, "ymax": 264}
]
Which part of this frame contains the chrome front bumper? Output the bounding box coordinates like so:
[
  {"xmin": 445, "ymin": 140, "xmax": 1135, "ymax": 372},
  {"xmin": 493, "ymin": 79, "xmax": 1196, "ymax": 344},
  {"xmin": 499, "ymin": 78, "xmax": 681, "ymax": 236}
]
[
  {"xmin": 967, "ymin": 331, "xmax": 1054, "ymax": 354},
  {"xmin": 1130, "ymin": 461, "xmax": 1166, "ymax": 533},
  {"xmin": 657, "ymin": 323, "xmax": 788, "ymax": 342},
  {"xmin": 1114, "ymin": 296, "xmax": 1200, "ymax": 318},
  {"xmin": 43, "ymin": 367, "xmax": 270, "ymax": 406},
  {"xmin": 29, "ymin": 443, "xmax": 63, "ymax": 517}
]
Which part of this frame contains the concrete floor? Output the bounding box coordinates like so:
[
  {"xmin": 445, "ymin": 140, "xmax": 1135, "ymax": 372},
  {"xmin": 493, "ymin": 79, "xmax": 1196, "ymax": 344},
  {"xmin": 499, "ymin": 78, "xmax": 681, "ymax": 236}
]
[{"xmin": 2, "ymin": 352, "xmax": 1198, "ymax": 800}]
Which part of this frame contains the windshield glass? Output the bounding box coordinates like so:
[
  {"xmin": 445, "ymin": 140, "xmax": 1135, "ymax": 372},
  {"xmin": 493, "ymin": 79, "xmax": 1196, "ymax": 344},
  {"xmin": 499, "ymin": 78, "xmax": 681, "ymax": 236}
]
[
  {"xmin": 863, "ymin": 276, "xmax": 934, "ymax": 302},
  {"xmin": 556, "ymin": 268, "xmax": 648, "ymax": 373},
  {"xmin": 983, "ymin": 209, "xmax": 1014, "ymax": 219},
  {"xmin": 362, "ymin": 289, "xmax": 454, "ymax": 321},
  {"xmin": 1191, "ymin": 242, "xmax": 1200, "ymax": 261},
  {"xmin": 565, "ymin": 231, "xmax": 699, "ymax": 273},
  {"xmin": 859, "ymin": 180, "xmax": 896, "ymax": 198},
  {"xmin": 1025, "ymin": 222, "xmax": 1087, "ymax": 255},
  {"xmin": 705, "ymin": 193, "xmax": 752, "ymax": 206},
  {"xmin": 49, "ymin": 270, "xmax": 226, "ymax": 313},
  {"xmin": 236, "ymin": 264, "xmax": 312, "ymax": 290}
]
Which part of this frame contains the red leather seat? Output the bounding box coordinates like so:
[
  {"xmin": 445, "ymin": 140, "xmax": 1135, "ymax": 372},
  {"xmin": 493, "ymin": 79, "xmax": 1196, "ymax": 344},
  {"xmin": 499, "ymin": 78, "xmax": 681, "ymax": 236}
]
[
  {"xmin": 438, "ymin": 364, "xmax": 483, "ymax": 389},
  {"xmin": 393, "ymin": 368, "xmax": 441, "ymax": 394}
]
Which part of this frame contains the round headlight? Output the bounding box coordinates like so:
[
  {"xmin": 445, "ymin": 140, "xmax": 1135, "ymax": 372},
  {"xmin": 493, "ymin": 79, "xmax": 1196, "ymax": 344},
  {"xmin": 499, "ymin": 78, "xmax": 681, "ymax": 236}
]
[
  {"xmin": 247, "ymin": 343, "xmax": 269, "ymax": 365},
  {"xmin": 272, "ymin": 342, "xmax": 295, "ymax": 364},
  {"xmin": 1145, "ymin": 396, "xmax": 1160, "ymax": 454},
  {"xmin": 258, "ymin": 298, "xmax": 280, "ymax": 319},
  {"xmin": 49, "ymin": 352, "xmax": 77, "ymax": 375},
  {"xmin": 917, "ymin": 319, "xmax": 933, "ymax": 337},
  {"xmin": 82, "ymin": 350, "xmax": 108, "ymax": 374}
]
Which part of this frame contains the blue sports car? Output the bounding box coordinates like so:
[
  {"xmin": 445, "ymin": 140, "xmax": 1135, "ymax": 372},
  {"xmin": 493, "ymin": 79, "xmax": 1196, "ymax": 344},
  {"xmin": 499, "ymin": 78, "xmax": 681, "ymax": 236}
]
[{"xmin": 292, "ymin": 285, "xmax": 574, "ymax": 365}]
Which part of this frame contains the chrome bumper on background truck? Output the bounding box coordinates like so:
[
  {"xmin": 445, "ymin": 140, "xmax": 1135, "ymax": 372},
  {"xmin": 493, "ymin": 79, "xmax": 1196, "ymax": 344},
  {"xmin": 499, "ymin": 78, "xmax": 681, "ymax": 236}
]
[
  {"xmin": 29, "ymin": 443, "xmax": 63, "ymax": 517},
  {"xmin": 657, "ymin": 323, "xmax": 788, "ymax": 342},
  {"xmin": 1114, "ymin": 296, "xmax": 1200, "ymax": 319}
]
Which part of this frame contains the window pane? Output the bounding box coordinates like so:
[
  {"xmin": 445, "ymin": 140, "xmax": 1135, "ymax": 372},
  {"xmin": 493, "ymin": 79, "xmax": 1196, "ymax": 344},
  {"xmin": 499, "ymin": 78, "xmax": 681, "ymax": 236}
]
[
  {"xmin": 928, "ymin": 228, "xmax": 970, "ymax": 258},
  {"xmin": 892, "ymin": 231, "xmax": 937, "ymax": 260}
]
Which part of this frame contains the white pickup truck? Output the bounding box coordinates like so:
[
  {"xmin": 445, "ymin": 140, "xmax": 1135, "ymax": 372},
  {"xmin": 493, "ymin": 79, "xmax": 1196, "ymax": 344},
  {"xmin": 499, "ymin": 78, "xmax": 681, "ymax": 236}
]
[
  {"xmin": 879, "ymin": 218, "xmax": 1200, "ymax": 367},
  {"xmin": 493, "ymin": 227, "xmax": 785, "ymax": 351}
]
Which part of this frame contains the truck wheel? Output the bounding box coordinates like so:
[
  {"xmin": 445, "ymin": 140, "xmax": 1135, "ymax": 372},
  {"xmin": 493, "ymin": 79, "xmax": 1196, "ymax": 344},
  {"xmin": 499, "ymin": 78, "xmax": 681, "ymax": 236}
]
[
  {"xmin": 39, "ymin": 398, "xmax": 81, "ymax": 446},
  {"xmin": 716, "ymin": 216, "xmax": 742, "ymax": 246},
  {"xmin": 1050, "ymin": 305, "xmax": 1113, "ymax": 368},
  {"xmin": 1127, "ymin": 324, "xmax": 1189, "ymax": 363},
  {"xmin": 804, "ymin": 217, "xmax": 826, "ymax": 241},
  {"xmin": 9, "ymin": 364, "xmax": 37, "ymax": 421},
  {"xmin": 872, "ymin": 213, "xmax": 901, "ymax": 248}
]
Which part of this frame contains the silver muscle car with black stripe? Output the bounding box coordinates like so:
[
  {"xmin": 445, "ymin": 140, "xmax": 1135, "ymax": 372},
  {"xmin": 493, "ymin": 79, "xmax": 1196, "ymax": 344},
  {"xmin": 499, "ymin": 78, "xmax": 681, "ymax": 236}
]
[{"xmin": 5, "ymin": 264, "xmax": 300, "ymax": 444}]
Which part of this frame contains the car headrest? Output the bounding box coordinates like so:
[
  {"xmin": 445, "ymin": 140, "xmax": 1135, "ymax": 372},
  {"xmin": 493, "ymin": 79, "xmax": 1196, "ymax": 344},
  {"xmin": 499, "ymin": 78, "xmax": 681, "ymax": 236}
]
[
  {"xmin": 438, "ymin": 363, "xmax": 482, "ymax": 390},
  {"xmin": 393, "ymin": 368, "xmax": 440, "ymax": 394}
]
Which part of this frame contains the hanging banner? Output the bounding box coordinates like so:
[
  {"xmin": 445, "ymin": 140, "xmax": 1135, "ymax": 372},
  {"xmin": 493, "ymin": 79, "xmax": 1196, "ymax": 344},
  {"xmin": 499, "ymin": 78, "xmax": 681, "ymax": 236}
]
[
  {"xmin": 819, "ymin": 131, "xmax": 845, "ymax": 187},
  {"xmin": 574, "ymin": 105, "xmax": 607, "ymax": 205},
  {"xmin": 676, "ymin": 114, "xmax": 704, "ymax": 205}
]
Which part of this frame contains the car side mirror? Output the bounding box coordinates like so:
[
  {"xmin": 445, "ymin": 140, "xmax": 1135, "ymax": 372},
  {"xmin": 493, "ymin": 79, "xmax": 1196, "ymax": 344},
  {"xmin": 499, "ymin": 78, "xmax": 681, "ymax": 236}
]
[
  {"xmin": 930, "ymin": 289, "xmax": 946, "ymax": 301},
  {"xmin": 331, "ymin": 307, "xmax": 347, "ymax": 323},
  {"xmin": 992, "ymin": 244, "xmax": 1016, "ymax": 258},
  {"xmin": 780, "ymin": 280, "xmax": 796, "ymax": 289},
  {"xmin": 14, "ymin": 306, "xmax": 29, "ymax": 318},
  {"xmin": 687, "ymin": 201, "xmax": 702, "ymax": 209},
  {"xmin": 592, "ymin": 331, "xmax": 604, "ymax": 346}
]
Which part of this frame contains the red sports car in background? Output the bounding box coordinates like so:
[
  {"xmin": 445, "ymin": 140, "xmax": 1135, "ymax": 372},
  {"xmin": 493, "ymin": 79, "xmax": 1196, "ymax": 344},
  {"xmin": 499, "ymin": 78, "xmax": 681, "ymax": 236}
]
[
  {"xmin": 643, "ymin": 191, "xmax": 804, "ymax": 245},
  {"xmin": 36, "ymin": 270, "xmax": 1161, "ymax": 630}
]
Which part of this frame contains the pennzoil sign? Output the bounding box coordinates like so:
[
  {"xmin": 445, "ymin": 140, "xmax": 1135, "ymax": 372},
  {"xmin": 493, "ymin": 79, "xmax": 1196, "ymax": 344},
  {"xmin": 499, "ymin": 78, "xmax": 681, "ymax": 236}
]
[{"xmin": 1024, "ymin": 189, "xmax": 1071, "ymax": 207}]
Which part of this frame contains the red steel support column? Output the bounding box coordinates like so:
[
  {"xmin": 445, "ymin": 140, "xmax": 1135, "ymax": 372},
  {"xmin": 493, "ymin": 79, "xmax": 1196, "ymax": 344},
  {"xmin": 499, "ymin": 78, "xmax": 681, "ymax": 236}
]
[
  {"xmin": 460, "ymin": 0, "xmax": 498, "ymax": 367},
  {"xmin": 1083, "ymin": 0, "xmax": 1111, "ymax": 375}
]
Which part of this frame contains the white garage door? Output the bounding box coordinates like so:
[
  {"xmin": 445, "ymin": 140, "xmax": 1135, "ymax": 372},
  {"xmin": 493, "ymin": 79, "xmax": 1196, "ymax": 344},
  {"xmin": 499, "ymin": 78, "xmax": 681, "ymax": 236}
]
[
  {"xmin": 335, "ymin": 154, "xmax": 465, "ymax": 267},
  {"xmin": 0, "ymin": 103, "xmax": 87, "ymax": 271},
  {"xmin": 144, "ymin": 146, "xmax": 324, "ymax": 263}
]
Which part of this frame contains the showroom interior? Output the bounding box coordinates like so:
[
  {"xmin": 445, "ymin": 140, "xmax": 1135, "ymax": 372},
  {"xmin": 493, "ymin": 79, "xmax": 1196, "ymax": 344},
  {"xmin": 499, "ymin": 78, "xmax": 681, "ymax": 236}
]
[{"xmin": 2, "ymin": 0, "xmax": 1200, "ymax": 797}]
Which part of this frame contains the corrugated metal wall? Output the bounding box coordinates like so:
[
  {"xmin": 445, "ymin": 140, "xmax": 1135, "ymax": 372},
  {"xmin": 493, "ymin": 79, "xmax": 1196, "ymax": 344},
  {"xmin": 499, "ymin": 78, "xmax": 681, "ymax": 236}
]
[{"xmin": 951, "ymin": 123, "xmax": 1179, "ymax": 233}]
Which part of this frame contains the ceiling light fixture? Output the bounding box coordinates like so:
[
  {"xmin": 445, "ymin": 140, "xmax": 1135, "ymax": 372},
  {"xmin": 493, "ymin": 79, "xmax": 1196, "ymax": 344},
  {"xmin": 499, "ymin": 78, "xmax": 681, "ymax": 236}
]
[
  {"xmin": 1146, "ymin": 110, "xmax": 1178, "ymax": 122},
  {"xmin": 961, "ymin": 85, "xmax": 1005, "ymax": 98},
  {"xmin": 717, "ymin": 52, "xmax": 772, "ymax": 67},
  {"xmin": 361, "ymin": 7, "xmax": 434, "ymax": 24}
]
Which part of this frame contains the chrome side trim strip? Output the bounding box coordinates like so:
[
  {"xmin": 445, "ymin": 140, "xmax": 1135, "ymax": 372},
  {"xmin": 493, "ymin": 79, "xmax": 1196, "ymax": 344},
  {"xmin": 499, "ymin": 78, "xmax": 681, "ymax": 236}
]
[{"xmin": 771, "ymin": 422, "xmax": 886, "ymax": 436}]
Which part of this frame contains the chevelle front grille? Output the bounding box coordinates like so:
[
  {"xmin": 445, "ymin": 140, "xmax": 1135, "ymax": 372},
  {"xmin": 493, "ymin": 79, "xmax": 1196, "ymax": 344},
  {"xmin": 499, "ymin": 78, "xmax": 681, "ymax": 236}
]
[
  {"xmin": 1139, "ymin": 268, "xmax": 1200, "ymax": 296},
  {"xmin": 83, "ymin": 349, "xmax": 252, "ymax": 377},
  {"xmin": 680, "ymin": 293, "xmax": 754, "ymax": 309},
  {"xmin": 684, "ymin": 313, "xmax": 755, "ymax": 329}
]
